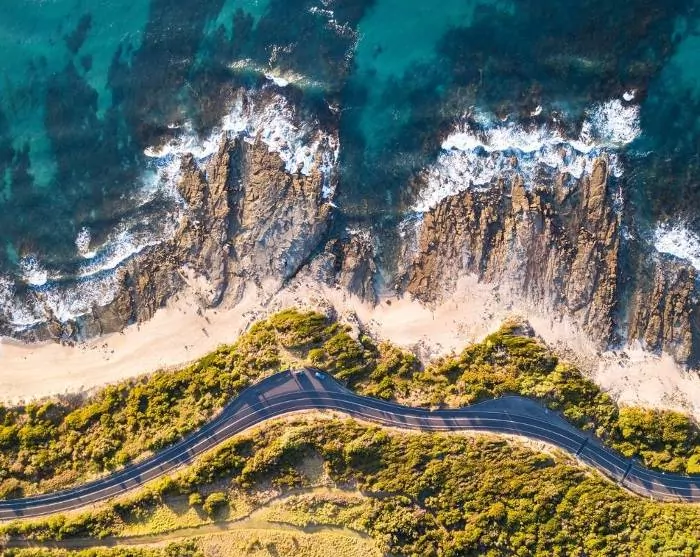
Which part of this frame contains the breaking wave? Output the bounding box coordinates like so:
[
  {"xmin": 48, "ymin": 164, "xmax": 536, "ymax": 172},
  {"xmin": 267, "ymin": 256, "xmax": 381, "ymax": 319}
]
[
  {"xmin": 144, "ymin": 90, "xmax": 339, "ymax": 195},
  {"xmin": 654, "ymin": 223, "xmax": 700, "ymax": 272},
  {"xmin": 1, "ymin": 88, "xmax": 339, "ymax": 332},
  {"xmin": 413, "ymin": 98, "xmax": 640, "ymax": 212}
]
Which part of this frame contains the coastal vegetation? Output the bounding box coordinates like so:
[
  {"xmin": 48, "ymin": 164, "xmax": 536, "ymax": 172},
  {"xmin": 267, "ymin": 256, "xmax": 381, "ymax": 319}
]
[
  {"xmin": 0, "ymin": 309, "xmax": 698, "ymax": 502},
  {"xmin": 3, "ymin": 545, "xmax": 202, "ymax": 557},
  {"xmin": 2, "ymin": 419, "xmax": 699, "ymax": 556}
]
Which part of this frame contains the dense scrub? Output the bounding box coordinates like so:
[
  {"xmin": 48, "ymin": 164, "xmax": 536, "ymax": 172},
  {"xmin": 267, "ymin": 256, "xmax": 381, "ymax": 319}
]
[
  {"xmin": 413, "ymin": 321, "xmax": 700, "ymax": 474},
  {"xmin": 3, "ymin": 544, "xmax": 201, "ymax": 557},
  {"xmin": 3, "ymin": 420, "xmax": 699, "ymax": 557},
  {"xmin": 0, "ymin": 309, "xmax": 698, "ymax": 501},
  {"xmin": 0, "ymin": 309, "xmax": 411, "ymax": 498}
]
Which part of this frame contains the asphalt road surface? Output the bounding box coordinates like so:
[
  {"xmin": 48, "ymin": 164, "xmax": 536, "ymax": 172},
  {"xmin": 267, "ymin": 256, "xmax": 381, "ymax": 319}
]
[{"xmin": 1, "ymin": 369, "xmax": 698, "ymax": 520}]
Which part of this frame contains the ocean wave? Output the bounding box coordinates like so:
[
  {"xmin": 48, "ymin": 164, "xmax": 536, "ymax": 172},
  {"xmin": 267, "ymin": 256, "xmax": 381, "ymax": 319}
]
[
  {"xmin": 145, "ymin": 89, "xmax": 339, "ymax": 181},
  {"xmin": 19, "ymin": 257, "xmax": 49, "ymax": 287},
  {"xmin": 0, "ymin": 270, "xmax": 122, "ymax": 329},
  {"xmin": 412, "ymin": 97, "xmax": 640, "ymax": 213},
  {"xmin": 76, "ymin": 217, "xmax": 180, "ymax": 280},
  {"xmin": 0, "ymin": 275, "xmax": 43, "ymax": 328},
  {"xmin": 1, "ymin": 89, "xmax": 338, "ymax": 331},
  {"xmin": 1, "ymin": 215, "xmax": 179, "ymax": 330},
  {"xmin": 75, "ymin": 227, "xmax": 96, "ymax": 259},
  {"xmin": 654, "ymin": 223, "xmax": 700, "ymax": 271}
]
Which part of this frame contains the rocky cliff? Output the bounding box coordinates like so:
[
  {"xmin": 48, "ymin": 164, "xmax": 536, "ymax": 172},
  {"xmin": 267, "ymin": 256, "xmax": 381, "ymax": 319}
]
[
  {"xmin": 16, "ymin": 92, "xmax": 700, "ymax": 368},
  {"xmin": 39, "ymin": 129, "xmax": 334, "ymax": 341},
  {"xmin": 627, "ymin": 254, "xmax": 699, "ymax": 364},
  {"xmin": 401, "ymin": 157, "xmax": 700, "ymax": 363}
]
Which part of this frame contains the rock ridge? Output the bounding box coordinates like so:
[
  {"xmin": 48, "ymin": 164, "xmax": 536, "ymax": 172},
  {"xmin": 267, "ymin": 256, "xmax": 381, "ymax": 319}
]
[{"xmin": 402, "ymin": 158, "xmax": 700, "ymax": 363}]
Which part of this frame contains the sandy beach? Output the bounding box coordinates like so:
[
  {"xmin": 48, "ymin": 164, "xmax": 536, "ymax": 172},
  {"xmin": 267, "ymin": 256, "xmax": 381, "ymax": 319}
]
[{"xmin": 2, "ymin": 273, "xmax": 699, "ymax": 420}]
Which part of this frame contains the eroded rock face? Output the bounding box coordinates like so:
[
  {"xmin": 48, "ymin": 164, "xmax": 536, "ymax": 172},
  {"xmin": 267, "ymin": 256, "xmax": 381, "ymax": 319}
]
[
  {"xmin": 226, "ymin": 139, "xmax": 332, "ymax": 298},
  {"xmin": 328, "ymin": 232, "xmax": 377, "ymax": 303},
  {"xmin": 14, "ymin": 96, "xmax": 700, "ymax": 369},
  {"xmin": 57, "ymin": 133, "xmax": 335, "ymax": 339},
  {"xmin": 403, "ymin": 158, "xmax": 700, "ymax": 360},
  {"xmin": 628, "ymin": 255, "xmax": 699, "ymax": 364},
  {"xmin": 405, "ymin": 159, "xmax": 620, "ymax": 344}
]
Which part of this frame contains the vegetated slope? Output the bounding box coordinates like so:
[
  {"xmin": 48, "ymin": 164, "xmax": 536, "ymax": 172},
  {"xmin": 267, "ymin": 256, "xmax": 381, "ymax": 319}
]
[
  {"xmin": 0, "ymin": 310, "xmax": 698, "ymax": 501},
  {"xmin": 2, "ymin": 419, "xmax": 699, "ymax": 556}
]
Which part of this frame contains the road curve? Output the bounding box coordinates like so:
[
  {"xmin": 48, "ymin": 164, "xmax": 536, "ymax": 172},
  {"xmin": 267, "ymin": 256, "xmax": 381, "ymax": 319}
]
[{"xmin": 0, "ymin": 369, "xmax": 698, "ymax": 520}]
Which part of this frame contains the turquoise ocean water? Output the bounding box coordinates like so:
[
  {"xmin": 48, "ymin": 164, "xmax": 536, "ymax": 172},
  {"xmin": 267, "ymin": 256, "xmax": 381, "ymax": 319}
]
[{"xmin": 0, "ymin": 0, "xmax": 699, "ymax": 331}]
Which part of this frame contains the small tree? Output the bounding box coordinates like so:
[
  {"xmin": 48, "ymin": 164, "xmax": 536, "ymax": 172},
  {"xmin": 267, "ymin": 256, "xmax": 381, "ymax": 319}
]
[
  {"xmin": 188, "ymin": 492, "xmax": 203, "ymax": 507},
  {"xmin": 203, "ymin": 491, "xmax": 228, "ymax": 516}
]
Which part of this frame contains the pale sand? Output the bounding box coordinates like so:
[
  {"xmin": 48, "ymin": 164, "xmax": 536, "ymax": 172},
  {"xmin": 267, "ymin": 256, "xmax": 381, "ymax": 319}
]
[
  {"xmin": 1, "ymin": 273, "xmax": 699, "ymax": 420},
  {"xmin": 0, "ymin": 287, "xmax": 263, "ymax": 404}
]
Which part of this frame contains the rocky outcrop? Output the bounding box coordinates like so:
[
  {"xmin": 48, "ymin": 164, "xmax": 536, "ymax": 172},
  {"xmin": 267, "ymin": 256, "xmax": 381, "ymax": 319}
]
[
  {"xmin": 173, "ymin": 138, "xmax": 234, "ymax": 306},
  {"xmin": 327, "ymin": 232, "xmax": 377, "ymax": 303},
  {"xmin": 403, "ymin": 158, "xmax": 700, "ymax": 360},
  {"xmin": 12, "ymin": 99, "xmax": 699, "ymax": 368},
  {"xmin": 405, "ymin": 158, "xmax": 621, "ymax": 345},
  {"xmin": 225, "ymin": 138, "xmax": 332, "ymax": 299},
  {"xmin": 38, "ymin": 130, "xmax": 335, "ymax": 340},
  {"xmin": 627, "ymin": 255, "xmax": 699, "ymax": 364}
]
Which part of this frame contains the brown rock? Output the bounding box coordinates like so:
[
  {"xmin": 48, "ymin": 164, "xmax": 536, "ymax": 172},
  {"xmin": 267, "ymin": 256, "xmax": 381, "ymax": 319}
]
[
  {"xmin": 628, "ymin": 255, "xmax": 698, "ymax": 364},
  {"xmin": 406, "ymin": 158, "xmax": 620, "ymax": 346}
]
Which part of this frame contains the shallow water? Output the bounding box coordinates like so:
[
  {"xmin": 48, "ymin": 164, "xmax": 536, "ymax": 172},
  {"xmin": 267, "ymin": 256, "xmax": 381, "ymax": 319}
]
[{"xmin": 1, "ymin": 0, "xmax": 699, "ymax": 330}]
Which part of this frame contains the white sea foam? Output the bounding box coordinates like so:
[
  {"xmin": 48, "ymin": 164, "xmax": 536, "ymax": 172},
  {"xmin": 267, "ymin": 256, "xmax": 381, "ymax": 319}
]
[
  {"xmin": 144, "ymin": 90, "xmax": 339, "ymax": 180},
  {"xmin": 0, "ymin": 274, "xmax": 43, "ymax": 328},
  {"xmin": 77, "ymin": 217, "xmax": 180, "ymax": 280},
  {"xmin": 42, "ymin": 274, "xmax": 121, "ymax": 323},
  {"xmin": 19, "ymin": 257, "xmax": 48, "ymax": 287},
  {"xmin": 654, "ymin": 224, "xmax": 700, "ymax": 271},
  {"xmin": 1, "ymin": 89, "xmax": 339, "ymax": 331},
  {"xmin": 0, "ymin": 270, "xmax": 122, "ymax": 328},
  {"xmin": 75, "ymin": 227, "xmax": 96, "ymax": 258},
  {"xmin": 587, "ymin": 99, "xmax": 640, "ymax": 146},
  {"xmin": 413, "ymin": 98, "xmax": 641, "ymax": 212},
  {"xmin": 265, "ymin": 73, "xmax": 290, "ymax": 87},
  {"xmin": 1, "ymin": 216, "xmax": 179, "ymax": 329}
]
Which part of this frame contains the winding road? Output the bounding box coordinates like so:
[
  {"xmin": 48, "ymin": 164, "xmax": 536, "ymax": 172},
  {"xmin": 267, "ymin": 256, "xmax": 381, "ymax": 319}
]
[{"xmin": 1, "ymin": 369, "xmax": 698, "ymax": 520}]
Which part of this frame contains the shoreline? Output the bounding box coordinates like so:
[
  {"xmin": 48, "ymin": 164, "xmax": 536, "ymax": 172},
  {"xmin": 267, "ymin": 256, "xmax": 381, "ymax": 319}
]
[{"xmin": 1, "ymin": 274, "xmax": 699, "ymax": 421}]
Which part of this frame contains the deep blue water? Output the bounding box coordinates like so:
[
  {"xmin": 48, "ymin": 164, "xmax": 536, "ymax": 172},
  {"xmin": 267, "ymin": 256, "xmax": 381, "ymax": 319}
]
[{"xmin": 1, "ymin": 0, "xmax": 699, "ymax": 329}]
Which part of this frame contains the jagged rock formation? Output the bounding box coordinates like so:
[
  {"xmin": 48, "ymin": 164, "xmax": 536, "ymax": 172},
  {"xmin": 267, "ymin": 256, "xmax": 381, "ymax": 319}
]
[
  {"xmin": 327, "ymin": 232, "xmax": 377, "ymax": 303},
  {"xmin": 40, "ymin": 134, "xmax": 334, "ymax": 341},
  {"xmin": 628, "ymin": 255, "xmax": 699, "ymax": 364},
  {"xmin": 405, "ymin": 159, "xmax": 620, "ymax": 344},
  {"xmin": 226, "ymin": 138, "xmax": 332, "ymax": 297},
  {"xmin": 15, "ymin": 109, "xmax": 700, "ymax": 367},
  {"xmin": 403, "ymin": 158, "xmax": 700, "ymax": 361}
]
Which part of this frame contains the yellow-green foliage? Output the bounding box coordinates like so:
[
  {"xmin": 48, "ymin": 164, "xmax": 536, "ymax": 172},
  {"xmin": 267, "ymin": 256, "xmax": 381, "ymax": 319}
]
[
  {"xmin": 610, "ymin": 407, "xmax": 700, "ymax": 473},
  {"xmin": 0, "ymin": 310, "xmax": 342, "ymax": 498},
  {"xmin": 2, "ymin": 542, "xmax": 202, "ymax": 557},
  {"xmin": 418, "ymin": 322, "xmax": 700, "ymax": 473},
  {"xmin": 202, "ymin": 492, "xmax": 228, "ymax": 517},
  {"xmin": 0, "ymin": 309, "xmax": 698, "ymax": 503},
  {"xmin": 4, "ymin": 420, "xmax": 699, "ymax": 557}
]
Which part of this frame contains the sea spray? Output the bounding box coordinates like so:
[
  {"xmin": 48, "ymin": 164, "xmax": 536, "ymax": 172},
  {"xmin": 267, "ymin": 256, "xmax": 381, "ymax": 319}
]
[
  {"xmin": 0, "ymin": 89, "xmax": 339, "ymax": 331},
  {"xmin": 412, "ymin": 98, "xmax": 641, "ymax": 213},
  {"xmin": 654, "ymin": 223, "xmax": 700, "ymax": 271}
]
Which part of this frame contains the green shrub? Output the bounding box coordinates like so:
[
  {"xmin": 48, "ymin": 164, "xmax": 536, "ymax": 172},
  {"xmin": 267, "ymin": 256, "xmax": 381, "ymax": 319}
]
[
  {"xmin": 187, "ymin": 492, "xmax": 203, "ymax": 507},
  {"xmin": 1, "ymin": 308, "xmax": 697, "ymax": 503},
  {"xmin": 202, "ymin": 491, "xmax": 228, "ymax": 516},
  {"xmin": 7, "ymin": 420, "xmax": 699, "ymax": 556}
]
